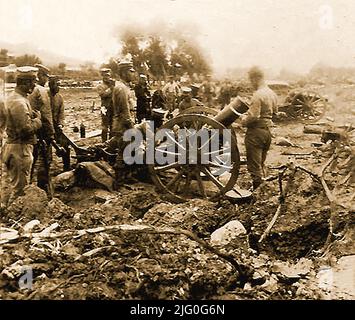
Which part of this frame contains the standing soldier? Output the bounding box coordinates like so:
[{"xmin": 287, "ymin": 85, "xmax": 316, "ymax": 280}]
[
  {"xmin": 29, "ymin": 63, "xmax": 55, "ymax": 194},
  {"xmin": 134, "ymin": 74, "xmax": 151, "ymax": 123},
  {"xmin": 2, "ymin": 67, "xmax": 42, "ymax": 204},
  {"xmin": 96, "ymin": 68, "xmax": 114, "ymax": 142},
  {"xmin": 0, "ymin": 96, "xmax": 6, "ymax": 140},
  {"xmin": 201, "ymin": 75, "xmax": 216, "ymax": 107},
  {"xmin": 162, "ymin": 75, "xmax": 180, "ymax": 111},
  {"xmin": 239, "ymin": 67, "xmax": 278, "ymax": 190},
  {"xmin": 48, "ymin": 75, "xmax": 70, "ymax": 171},
  {"xmin": 110, "ymin": 61, "xmax": 136, "ymax": 186}
]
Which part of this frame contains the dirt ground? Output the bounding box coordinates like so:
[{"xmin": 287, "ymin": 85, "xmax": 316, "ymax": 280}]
[{"xmin": 0, "ymin": 84, "xmax": 354, "ymax": 300}]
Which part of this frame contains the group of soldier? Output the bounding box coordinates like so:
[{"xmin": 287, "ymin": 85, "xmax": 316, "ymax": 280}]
[
  {"xmin": 96, "ymin": 64, "xmax": 279, "ymax": 192},
  {"xmin": 0, "ymin": 60, "xmax": 278, "ymax": 207},
  {"xmin": 0, "ymin": 64, "xmax": 67, "ymax": 205}
]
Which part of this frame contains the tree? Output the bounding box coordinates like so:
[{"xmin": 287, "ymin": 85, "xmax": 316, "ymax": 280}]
[
  {"xmin": 109, "ymin": 23, "xmax": 212, "ymax": 80},
  {"xmin": 143, "ymin": 36, "xmax": 168, "ymax": 79},
  {"xmin": 14, "ymin": 54, "xmax": 42, "ymax": 67}
]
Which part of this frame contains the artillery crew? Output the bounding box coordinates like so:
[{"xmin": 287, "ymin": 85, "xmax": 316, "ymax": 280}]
[
  {"xmin": 97, "ymin": 68, "xmax": 114, "ymax": 142},
  {"xmin": 239, "ymin": 66, "xmax": 278, "ymax": 190},
  {"xmin": 2, "ymin": 67, "xmax": 42, "ymax": 204}
]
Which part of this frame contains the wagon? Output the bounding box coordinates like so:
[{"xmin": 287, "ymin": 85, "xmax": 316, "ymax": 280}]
[{"xmin": 266, "ymin": 80, "xmax": 329, "ymax": 123}]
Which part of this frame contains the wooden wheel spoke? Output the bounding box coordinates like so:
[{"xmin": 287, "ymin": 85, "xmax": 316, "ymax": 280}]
[
  {"xmin": 155, "ymin": 162, "xmax": 181, "ymax": 172},
  {"xmin": 201, "ymin": 167, "xmax": 225, "ymax": 190},
  {"xmin": 155, "ymin": 148, "xmax": 181, "ymax": 156},
  {"xmin": 166, "ymin": 171, "xmax": 184, "ymax": 189},
  {"xmin": 195, "ymin": 170, "xmax": 207, "ymax": 198},
  {"xmin": 166, "ymin": 132, "xmax": 186, "ymax": 151},
  {"xmin": 208, "ymin": 161, "xmax": 233, "ymax": 170}
]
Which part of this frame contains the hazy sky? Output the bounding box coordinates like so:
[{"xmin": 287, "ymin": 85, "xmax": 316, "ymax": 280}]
[{"xmin": 1, "ymin": 0, "xmax": 354, "ymax": 74}]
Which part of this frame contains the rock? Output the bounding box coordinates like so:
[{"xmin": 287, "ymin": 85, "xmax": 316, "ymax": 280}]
[
  {"xmin": 210, "ymin": 220, "xmax": 247, "ymax": 247},
  {"xmin": 75, "ymin": 161, "xmax": 114, "ymax": 191},
  {"xmin": 23, "ymin": 220, "xmax": 41, "ymax": 233},
  {"xmin": 275, "ymin": 137, "xmax": 296, "ymax": 147},
  {"xmin": 52, "ymin": 170, "xmax": 75, "ymax": 190},
  {"xmin": 48, "ymin": 198, "xmax": 73, "ymax": 219},
  {"xmin": 7, "ymin": 186, "xmax": 49, "ymax": 223}
]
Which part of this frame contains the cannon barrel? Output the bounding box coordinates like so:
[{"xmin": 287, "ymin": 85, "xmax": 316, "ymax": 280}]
[{"xmin": 213, "ymin": 96, "xmax": 249, "ymax": 127}]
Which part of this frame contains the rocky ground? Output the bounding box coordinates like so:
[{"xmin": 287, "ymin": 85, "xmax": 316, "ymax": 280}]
[{"xmin": 0, "ymin": 84, "xmax": 354, "ymax": 300}]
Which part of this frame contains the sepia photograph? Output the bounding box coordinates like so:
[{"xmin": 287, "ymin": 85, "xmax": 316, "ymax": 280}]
[{"xmin": 0, "ymin": 0, "xmax": 354, "ymax": 306}]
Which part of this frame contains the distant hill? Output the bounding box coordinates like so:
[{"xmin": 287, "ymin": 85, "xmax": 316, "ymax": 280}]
[{"xmin": 0, "ymin": 41, "xmax": 85, "ymax": 67}]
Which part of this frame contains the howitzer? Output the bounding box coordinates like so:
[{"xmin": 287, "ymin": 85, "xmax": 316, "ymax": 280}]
[{"xmin": 56, "ymin": 98, "xmax": 250, "ymax": 203}]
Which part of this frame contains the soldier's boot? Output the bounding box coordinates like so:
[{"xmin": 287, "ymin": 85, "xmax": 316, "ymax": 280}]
[
  {"xmin": 252, "ymin": 176, "xmax": 263, "ymax": 191},
  {"xmin": 113, "ymin": 158, "xmax": 125, "ymax": 190},
  {"xmin": 62, "ymin": 148, "xmax": 71, "ymax": 172},
  {"xmin": 101, "ymin": 128, "xmax": 108, "ymax": 142}
]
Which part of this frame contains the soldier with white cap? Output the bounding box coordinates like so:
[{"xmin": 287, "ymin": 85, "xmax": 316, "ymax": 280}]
[
  {"xmin": 2, "ymin": 66, "xmax": 42, "ymax": 204},
  {"xmin": 178, "ymin": 86, "xmax": 203, "ymax": 113}
]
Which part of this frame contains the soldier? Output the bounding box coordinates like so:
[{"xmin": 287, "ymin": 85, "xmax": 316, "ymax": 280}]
[
  {"xmin": 201, "ymin": 75, "xmax": 216, "ymax": 107},
  {"xmin": 29, "ymin": 63, "xmax": 55, "ymax": 194},
  {"xmin": 96, "ymin": 68, "xmax": 114, "ymax": 142},
  {"xmin": 134, "ymin": 74, "xmax": 152, "ymax": 123},
  {"xmin": 48, "ymin": 75, "xmax": 70, "ymax": 171},
  {"xmin": 2, "ymin": 67, "xmax": 42, "ymax": 204},
  {"xmin": 190, "ymin": 83, "xmax": 202, "ymax": 101},
  {"xmin": 110, "ymin": 61, "xmax": 136, "ymax": 186},
  {"xmin": 239, "ymin": 67, "xmax": 278, "ymax": 190},
  {"xmin": 162, "ymin": 75, "xmax": 180, "ymax": 111},
  {"xmin": 178, "ymin": 87, "xmax": 203, "ymax": 113},
  {"xmin": 0, "ymin": 96, "xmax": 6, "ymax": 140}
]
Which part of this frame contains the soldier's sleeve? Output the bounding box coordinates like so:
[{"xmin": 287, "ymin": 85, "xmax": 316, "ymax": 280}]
[
  {"xmin": 97, "ymin": 84, "xmax": 112, "ymax": 98},
  {"xmin": 113, "ymin": 86, "xmax": 134, "ymax": 129},
  {"xmin": 40, "ymin": 91, "xmax": 55, "ymax": 139},
  {"xmin": 58, "ymin": 95, "xmax": 65, "ymax": 127},
  {"xmin": 0, "ymin": 99, "xmax": 7, "ymax": 136},
  {"xmin": 242, "ymin": 93, "xmax": 261, "ymax": 126},
  {"xmin": 28, "ymin": 87, "xmax": 40, "ymax": 111},
  {"xmin": 12, "ymin": 101, "xmax": 42, "ymax": 138}
]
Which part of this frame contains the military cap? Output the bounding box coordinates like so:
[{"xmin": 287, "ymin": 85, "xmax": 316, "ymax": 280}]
[
  {"xmin": 34, "ymin": 64, "xmax": 50, "ymax": 76},
  {"xmin": 191, "ymin": 83, "xmax": 201, "ymax": 89},
  {"xmin": 100, "ymin": 68, "xmax": 111, "ymax": 75},
  {"xmin": 118, "ymin": 61, "xmax": 134, "ymax": 71},
  {"xmin": 139, "ymin": 74, "xmax": 147, "ymax": 79},
  {"xmin": 16, "ymin": 66, "xmax": 38, "ymax": 79},
  {"xmin": 181, "ymin": 86, "xmax": 192, "ymax": 94}
]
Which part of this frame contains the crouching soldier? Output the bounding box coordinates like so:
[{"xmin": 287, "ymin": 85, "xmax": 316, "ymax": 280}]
[{"xmin": 2, "ymin": 67, "xmax": 42, "ymax": 204}]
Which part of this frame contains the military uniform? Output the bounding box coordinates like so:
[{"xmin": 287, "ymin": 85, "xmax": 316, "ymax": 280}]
[
  {"xmin": 28, "ymin": 64, "xmax": 55, "ymax": 193},
  {"xmin": 242, "ymin": 84, "xmax": 278, "ymax": 189},
  {"xmin": 2, "ymin": 67, "xmax": 42, "ymax": 203},
  {"xmin": 48, "ymin": 85, "xmax": 70, "ymax": 171},
  {"xmin": 134, "ymin": 76, "xmax": 152, "ymax": 122},
  {"xmin": 111, "ymin": 65, "xmax": 136, "ymax": 186},
  {"xmin": 0, "ymin": 97, "xmax": 6, "ymax": 139},
  {"xmin": 97, "ymin": 69, "xmax": 114, "ymax": 142}
]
